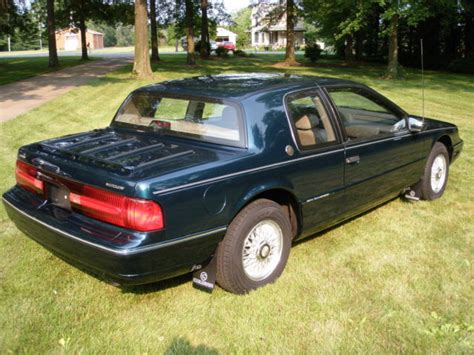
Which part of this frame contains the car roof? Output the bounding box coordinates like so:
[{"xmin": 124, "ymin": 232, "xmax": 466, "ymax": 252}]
[{"xmin": 136, "ymin": 73, "xmax": 357, "ymax": 102}]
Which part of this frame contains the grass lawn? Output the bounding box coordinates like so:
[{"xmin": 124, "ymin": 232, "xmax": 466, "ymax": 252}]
[
  {"xmin": 0, "ymin": 54, "xmax": 472, "ymax": 353},
  {"xmin": 0, "ymin": 56, "xmax": 97, "ymax": 86}
]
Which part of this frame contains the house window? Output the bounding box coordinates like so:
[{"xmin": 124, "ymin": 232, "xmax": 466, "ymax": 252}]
[{"xmin": 254, "ymin": 32, "xmax": 259, "ymax": 44}]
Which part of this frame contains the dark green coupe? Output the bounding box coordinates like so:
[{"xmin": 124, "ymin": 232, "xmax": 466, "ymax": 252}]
[{"xmin": 3, "ymin": 74, "xmax": 463, "ymax": 294}]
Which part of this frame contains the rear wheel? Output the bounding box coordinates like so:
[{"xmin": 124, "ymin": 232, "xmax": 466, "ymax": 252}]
[
  {"xmin": 420, "ymin": 142, "xmax": 450, "ymax": 200},
  {"xmin": 216, "ymin": 199, "xmax": 291, "ymax": 294}
]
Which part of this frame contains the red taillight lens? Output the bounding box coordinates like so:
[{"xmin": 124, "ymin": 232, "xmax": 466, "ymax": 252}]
[
  {"xmin": 15, "ymin": 160, "xmax": 44, "ymax": 195},
  {"xmin": 14, "ymin": 160, "xmax": 163, "ymax": 232},
  {"xmin": 70, "ymin": 185, "xmax": 164, "ymax": 232}
]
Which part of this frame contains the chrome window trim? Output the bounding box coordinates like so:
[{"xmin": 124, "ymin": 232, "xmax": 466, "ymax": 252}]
[
  {"xmin": 282, "ymin": 86, "xmax": 344, "ymax": 152},
  {"xmin": 152, "ymin": 127, "xmax": 456, "ymax": 195},
  {"xmin": 3, "ymin": 197, "xmax": 226, "ymax": 256},
  {"xmin": 345, "ymin": 133, "xmax": 411, "ymax": 149}
]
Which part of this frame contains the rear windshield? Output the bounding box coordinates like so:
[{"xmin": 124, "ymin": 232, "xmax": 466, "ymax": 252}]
[{"xmin": 113, "ymin": 93, "xmax": 245, "ymax": 147}]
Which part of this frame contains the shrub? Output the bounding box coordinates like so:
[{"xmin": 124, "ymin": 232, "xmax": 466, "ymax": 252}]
[
  {"xmin": 304, "ymin": 43, "xmax": 322, "ymax": 63},
  {"xmin": 234, "ymin": 49, "xmax": 248, "ymax": 57},
  {"xmin": 194, "ymin": 40, "xmax": 211, "ymax": 55},
  {"xmin": 447, "ymin": 57, "xmax": 474, "ymax": 74},
  {"xmin": 215, "ymin": 46, "xmax": 229, "ymax": 57}
]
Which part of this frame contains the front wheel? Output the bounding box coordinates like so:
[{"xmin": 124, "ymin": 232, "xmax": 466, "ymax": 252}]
[
  {"xmin": 420, "ymin": 142, "xmax": 450, "ymax": 200},
  {"xmin": 216, "ymin": 199, "xmax": 292, "ymax": 294}
]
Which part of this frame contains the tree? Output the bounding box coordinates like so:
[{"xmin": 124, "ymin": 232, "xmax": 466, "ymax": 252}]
[
  {"xmin": 229, "ymin": 6, "xmax": 251, "ymax": 48},
  {"xmin": 46, "ymin": 0, "xmax": 59, "ymax": 67},
  {"xmin": 284, "ymin": 0, "xmax": 297, "ymax": 65},
  {"xmin": 133, "ymin": 0, "xmax": 153, "ymax": 78},
  {"xmin": 381, "ymin": 0, "xmax": 430, "ymax": 79},
  {"xmin": 78, "ymin": 0, "xmax": 88, "ymax": 60},
  {"xmin": 150, "ymin": 0, "xmax": 160, "ymax": 61},
  {"xmin": 258, "ymin": 0, "xmax": 301, "ymax": 65},
  {"xmin": 185, "ymin": 0, "xmax": 195, "ymax": 65},
  {"xmin": 200, "ymin": 0, "xmax": 209, "ymax": 58},
  {"xmin": 386, "ymin": 10, "xmax": 399, "ymax": 78}
]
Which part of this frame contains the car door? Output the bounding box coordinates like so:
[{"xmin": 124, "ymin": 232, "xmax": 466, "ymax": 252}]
[
  {"xmin": 284, "ymin": 89, "xmax": 346, "ymax": 237},
  {"xmin": 325, "ymin": 86, "xmax": 425, "ymax": 215}
]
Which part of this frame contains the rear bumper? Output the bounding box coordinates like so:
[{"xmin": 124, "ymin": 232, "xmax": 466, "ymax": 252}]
[{"xmin": 3, "ymin": 187, "xmax": 226, "ymax": 286}]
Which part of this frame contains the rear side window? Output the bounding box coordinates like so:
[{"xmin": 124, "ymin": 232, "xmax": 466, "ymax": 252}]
[{"xmin": 286, "ymin": 92, "xmax": 337, "ymax": 149}]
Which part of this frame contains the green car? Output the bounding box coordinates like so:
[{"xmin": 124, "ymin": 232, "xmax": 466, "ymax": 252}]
[{"xmin": 2, "ymin": 74, "xmax": 463, "ymax": 294}]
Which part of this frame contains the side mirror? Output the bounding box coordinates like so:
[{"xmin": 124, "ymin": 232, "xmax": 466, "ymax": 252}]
[{"xmin": 408, "ymin": 117, "xmax": 424, "ymax": 133}]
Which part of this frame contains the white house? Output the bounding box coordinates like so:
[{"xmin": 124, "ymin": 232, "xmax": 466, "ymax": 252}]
[
  {"xmin": 250, "ymin": 2, "xmax": 305, "ymax": 48},
  {"xmin": 216, "ymin": 27, "xmax": 237, "ymax": 44}
]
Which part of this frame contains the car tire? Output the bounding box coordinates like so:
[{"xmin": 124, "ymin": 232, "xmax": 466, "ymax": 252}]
[
  {"xmin": 215, "ymin": 199, "xmax": 292, "ymax": 294},
  {"xmin": 420, "ymin": 142, "xmax": 450, "ymax": 200}
]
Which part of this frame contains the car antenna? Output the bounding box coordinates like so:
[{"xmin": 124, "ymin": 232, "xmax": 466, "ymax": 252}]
[{"xmin": 420, "ymin": 38, "xmax": 425, "ymax": 124}]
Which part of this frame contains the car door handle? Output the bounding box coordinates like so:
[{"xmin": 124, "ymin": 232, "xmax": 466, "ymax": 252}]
[{"xmin": 346, "ymin": 155, "xmax": 360, "ymax": 165}]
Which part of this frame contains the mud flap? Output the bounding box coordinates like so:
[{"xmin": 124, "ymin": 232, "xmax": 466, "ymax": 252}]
[
  {"xmin": 404, "ymin": 181, "xmax": 422, "ymax": 201},
  {"xmin": 192, "ymin": 256, "xmax": 217, "ymax": 293}
]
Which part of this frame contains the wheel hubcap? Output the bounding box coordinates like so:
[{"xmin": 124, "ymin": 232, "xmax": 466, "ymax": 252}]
[
  {"xmin": 242, "ymin": 219, "xmax": 283, "ymax": 281},
  {"xmin": 430, "ymin": 154, "xmax": 447, "ymax": 193}
]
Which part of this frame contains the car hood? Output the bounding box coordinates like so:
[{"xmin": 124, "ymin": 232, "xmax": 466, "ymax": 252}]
[{"xmin": 18, "ymin": 127, "xmax": 247, "ymax": 197}]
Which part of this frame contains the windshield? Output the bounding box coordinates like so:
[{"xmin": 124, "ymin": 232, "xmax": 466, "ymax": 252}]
[{"xmin": 113, "ymin": 93, "xmax": 244, "ymax": 147}]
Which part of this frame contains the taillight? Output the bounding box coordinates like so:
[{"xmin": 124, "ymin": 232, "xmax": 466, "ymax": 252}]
[
  {"xmin": 15, "ymin": 160, "xmax": 44, "ymax": 195},
  {"xmin": 70, "ymin": 185, "xmax": 164, "ymax": 232},
  {"xmin": 14, "ymin": 160, "xmax": 163, "ymax": 232}
]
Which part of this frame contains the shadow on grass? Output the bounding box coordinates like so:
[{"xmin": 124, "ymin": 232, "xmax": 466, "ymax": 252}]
[
  {"xmin": 164, "ymin": 337, "xmax": 219, "ymax": 355},
  {"xmin": 121, "ymin": 197, "xmax": 408, "ymax": 296},
  {"xmin": 293, "ymin": 196, "xmax": 400, "ymax": 247},
  {"xmin": 120, "ymin": 273, "xmax": 192, "ymax": 295},
  {"xmin": 133, "ymin": 55, "xmax": 474, "ymax": 94}
]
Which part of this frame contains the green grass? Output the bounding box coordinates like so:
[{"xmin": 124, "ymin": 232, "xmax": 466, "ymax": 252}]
[
  {"xmin": 0, "ymin": 54, "xmax": 473, "ymax": 353},
  {"xmin": 0, "ymin": 57, "xmax": 97, "ymax": 86}
]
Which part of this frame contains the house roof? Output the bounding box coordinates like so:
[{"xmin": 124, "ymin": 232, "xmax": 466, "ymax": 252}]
[
  {"xmin": 87, "ymin": 29, "xmax": 103, "ymax": 36},
  {"xmin": 216, "ymin": 27, "xmax": 237, "ymax": 38},
  {"xmin": 55, "ymin": 27, "xmax": 103, "ymax": 36}
]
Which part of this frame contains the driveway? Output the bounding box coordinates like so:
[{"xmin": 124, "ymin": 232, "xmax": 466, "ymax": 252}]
[{"xmin": 0, "ymin": 58, "xmax": 131, "ymax": 123}]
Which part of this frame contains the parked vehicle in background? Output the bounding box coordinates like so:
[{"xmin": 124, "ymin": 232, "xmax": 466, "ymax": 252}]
[
  {"xmin": 218, "ymin": 41, "xmax": 236, "ymax": 52},
  {"xmin": 3, "ymin": 74, "xmax": 463, "ymax": 294},
  {"xmin": 210, "ymin": 41, "xmax": 218, "ymax": 52}
]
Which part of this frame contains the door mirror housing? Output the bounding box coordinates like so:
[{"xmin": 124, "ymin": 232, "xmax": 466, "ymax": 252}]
[{"xmin": 408, "ymin": 117, "xmax": 424, "ymax": 133}]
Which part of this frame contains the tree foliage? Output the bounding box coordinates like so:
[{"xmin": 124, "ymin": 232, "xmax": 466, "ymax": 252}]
[
  {"xmin": 303, "ymin": 0, "xmax": 474, "ymax": 75},
  {"xmin": 229, "ymin": 6, "xmax": 251, "ymax": 48}
]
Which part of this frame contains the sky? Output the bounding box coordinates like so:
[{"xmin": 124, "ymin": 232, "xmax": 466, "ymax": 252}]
[{"xmin": 223, "ymin": 0, "xmax": 252, "ymax": 13}]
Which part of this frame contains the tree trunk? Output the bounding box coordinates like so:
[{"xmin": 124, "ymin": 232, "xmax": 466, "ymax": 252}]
[
  {"xmin": 200, "ymin": 0, "xmax": 209, "ymax": 59},
  {"xmin": 79, "ymin": 2, "xmax": 88, "ymax": 61},
  {"xmin": 355, "ymin": 31, "xmax": 363, "ymax": 61},
  {"xmin": 344, "ymin": 35, "xmax": 355, "ymax": 61},
  {"xmin": 464, "ymin": 5, "xmax": 474, "ymax": 58},
  {"xmin": 133, "ymin": 0, "xmax": 153, "ymax": 79},
  {"xmin": 386, "ymin": 13, "xmax": 400, "ymax": 79},
  {"xmin": 150, "ymin": 0, "xmax": 160, "ymax": 61},
  {"xmin": 47, "ymin": 0, "xmax": 59, "ymax": 67},
  {"xmin": 185, "ymin": 0, "xmax": 195, "ymax": 65},
  {"xmin": 284, "ymin": 0, "xmax": 297, "ymax": 65}
]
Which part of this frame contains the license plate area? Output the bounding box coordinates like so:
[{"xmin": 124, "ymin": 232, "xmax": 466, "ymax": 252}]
[{"xmin": 47, "ymin": 183, "xmax": 72, "ymax": 211}]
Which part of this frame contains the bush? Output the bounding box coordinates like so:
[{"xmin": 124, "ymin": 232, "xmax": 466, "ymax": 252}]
[
  {"xmin": 304, "ymin": 43, "xmax": 322, "ymax": 63},
  {"xmin": 194, "ymin": 40, "xmax": 211, "ymax": 55},
  {"xmin": 215, "ymin": 46, "xmax": 229, "ymax": 57},
  {"xmin": 447, "ymin": 57, "xmax": 474, "ymax": 74},
  {"xmin": 234, "ymin": 49, "xmax": 248, "ymax": 57}
]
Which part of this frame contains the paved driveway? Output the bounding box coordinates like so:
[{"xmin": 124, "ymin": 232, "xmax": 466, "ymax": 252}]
[{"xmin": 0, "ymin": 58, "xmax": 131, "ymax": 123}]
